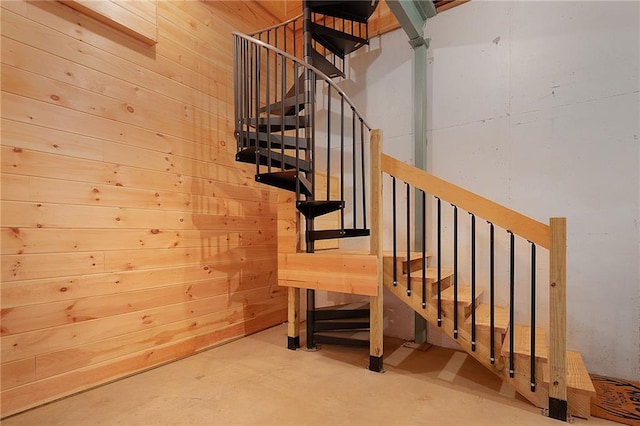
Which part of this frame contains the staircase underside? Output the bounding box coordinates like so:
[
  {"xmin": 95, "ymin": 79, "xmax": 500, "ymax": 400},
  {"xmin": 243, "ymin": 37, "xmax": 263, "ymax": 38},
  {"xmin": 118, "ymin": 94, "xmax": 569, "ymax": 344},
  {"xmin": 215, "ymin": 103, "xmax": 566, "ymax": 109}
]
[{"xmin": 277, "ymin": 225, "xmax": 593, "ymax": 418}]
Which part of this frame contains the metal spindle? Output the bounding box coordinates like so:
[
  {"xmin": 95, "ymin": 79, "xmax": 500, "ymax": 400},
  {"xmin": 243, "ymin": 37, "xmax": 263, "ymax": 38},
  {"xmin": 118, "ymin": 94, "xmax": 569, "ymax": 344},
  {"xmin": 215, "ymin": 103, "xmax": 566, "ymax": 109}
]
[
  {"xmin": 274, "ymin": 31, "xmax": 278, "ymax": 96},
  {"xmin": 489, "ymin": 221, "xmax": 495, "ymax": 363},
  {"xmin": 294, "ymin": 62, "xmax": 300, "ymax": 200},
  {"xmin": 352, "ymin": 108, "xmax": 357, "ymax": 227},
  {"xmin": 392, "ymin": 177, "xmax": 398, "ymax": 286},
  {"xmin": 421, "ymin": 190, "xmax": 427, "ymax": 308},
  {"xmin": 340, "ymin": 96, "xmax": 345, "ymax": 228},
  {"xmin": 327, "ymin": 86, "xmax": 331, "ymax": 199},
  {"xmin": 508, "ymin": 230, "xmax": 515, "ymax": 378},
  {"xmin": 437, "ymin": 197, "xmax": 442, "ymax": 326},
  {"xmin": 309, "ymin": 72, "xmax": 316, "ymax": 198},
  {"xmin": 281, "ymin": 54, "xmax": 286, "ymax": 167},
  {"xmin": 254, "ymin": 45, "xmax": 260, "ymax": 176},
  {"xmin": 470, "ymin": 213, "xmax": 476, "ymax": 351},
  {"xmin": 406, "ymin": 182, "xmax": 411, "ymax": 296},
  {"xmin": 360, "ymin": 119, "xmax": 366, "ymax": 228},
  {"xmin": 266, "ymin": 36, "xmax": 271, "ymax": 172},
  {"xmin": 453, "ymin": 204, "xmax": 458, "ymax": 338},
  {"xmin": 530, "ymin": 241, "xmax": 537, "ymax": 392}
]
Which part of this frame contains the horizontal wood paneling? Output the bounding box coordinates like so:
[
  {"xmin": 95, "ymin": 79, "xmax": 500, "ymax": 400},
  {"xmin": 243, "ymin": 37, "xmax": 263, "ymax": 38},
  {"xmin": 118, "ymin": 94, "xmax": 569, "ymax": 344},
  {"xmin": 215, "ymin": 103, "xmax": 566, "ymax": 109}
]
[
  {"xmin": 1, "ymin": 0, "xmax": 284, "ymax": 417},
  {"xmin": 61, "ymin": 1, "xmax": 158, "ymax": 45}
]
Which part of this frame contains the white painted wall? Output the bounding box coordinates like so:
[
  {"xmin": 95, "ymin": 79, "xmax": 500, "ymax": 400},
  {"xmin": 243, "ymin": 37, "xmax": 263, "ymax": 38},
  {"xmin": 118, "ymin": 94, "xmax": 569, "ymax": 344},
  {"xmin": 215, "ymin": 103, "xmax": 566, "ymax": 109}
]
[{"xmin": 346, "ymin": 1, "xmax": 639, "ymax": 380}]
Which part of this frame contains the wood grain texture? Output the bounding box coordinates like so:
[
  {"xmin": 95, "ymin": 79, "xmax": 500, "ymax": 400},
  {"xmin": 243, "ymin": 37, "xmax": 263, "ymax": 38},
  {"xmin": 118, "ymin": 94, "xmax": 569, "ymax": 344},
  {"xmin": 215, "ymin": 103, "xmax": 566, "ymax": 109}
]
[
  {"xmin": 382, "ymin": 154, "xmax": 551, "ymax": 249},
  {"xmin": 549, "ymin": 217, "xmax": 567, "ymax": 401},
  {"xmin": 278, "ymin": 252, "xmax": 379, "ymax": 296},
  {"xmin": 61, "ymin": 0, "xmax": 158, "ymax": 45},
  {"xmin": 369, "ymin": 130, "xmax": 384, "ymax": 359},
  {"xmin": 1, "ymin": 0, "xmax": 282, "ymax": 417}
]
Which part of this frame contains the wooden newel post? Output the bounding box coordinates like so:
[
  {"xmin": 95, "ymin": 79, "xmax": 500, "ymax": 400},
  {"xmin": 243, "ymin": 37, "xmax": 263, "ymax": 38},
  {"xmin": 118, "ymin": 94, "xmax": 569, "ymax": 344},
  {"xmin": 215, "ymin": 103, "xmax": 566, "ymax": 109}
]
[
  {"xmin": 369, "ymin": 129, "xmax": 384, "ymax": 372},
  {"xmin": 549, "ymin": 217, "xmax": 567, "ymax": 420}
]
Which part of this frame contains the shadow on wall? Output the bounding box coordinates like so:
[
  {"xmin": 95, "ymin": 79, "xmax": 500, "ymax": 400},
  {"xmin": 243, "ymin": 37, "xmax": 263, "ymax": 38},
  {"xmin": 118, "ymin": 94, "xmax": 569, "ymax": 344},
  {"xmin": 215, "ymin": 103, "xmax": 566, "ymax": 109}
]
[{"xmin": 188, "ymin": 44, "xmax": 282, "ymax": 339}]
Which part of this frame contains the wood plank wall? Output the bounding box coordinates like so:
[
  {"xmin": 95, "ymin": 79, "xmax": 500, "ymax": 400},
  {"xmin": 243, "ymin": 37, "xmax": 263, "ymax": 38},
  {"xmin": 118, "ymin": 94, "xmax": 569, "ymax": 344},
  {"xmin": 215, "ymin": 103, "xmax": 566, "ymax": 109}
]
[{"xmin": 0, "ymin": 0, "xmax": 286, "ymax": 417}]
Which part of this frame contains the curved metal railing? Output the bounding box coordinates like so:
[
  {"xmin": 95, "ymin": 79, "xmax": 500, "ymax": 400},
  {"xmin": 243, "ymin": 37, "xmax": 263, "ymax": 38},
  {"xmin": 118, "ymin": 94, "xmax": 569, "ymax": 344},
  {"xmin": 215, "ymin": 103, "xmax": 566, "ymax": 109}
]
[{"xmin": 233, "ymin": 31, "xmax": 371, "ymax": 236}]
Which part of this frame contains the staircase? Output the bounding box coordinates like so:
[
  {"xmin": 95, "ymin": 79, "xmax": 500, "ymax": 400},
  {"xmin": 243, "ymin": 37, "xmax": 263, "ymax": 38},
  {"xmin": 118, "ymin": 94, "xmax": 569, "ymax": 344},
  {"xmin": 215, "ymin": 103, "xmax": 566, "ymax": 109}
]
[
  {"xmin": 232, "ymin": 1, "xmax": 595, "ymax": 422},
  {"xmin": 234, "ymin": 0, "xmax": 379, "ymax": 349}
]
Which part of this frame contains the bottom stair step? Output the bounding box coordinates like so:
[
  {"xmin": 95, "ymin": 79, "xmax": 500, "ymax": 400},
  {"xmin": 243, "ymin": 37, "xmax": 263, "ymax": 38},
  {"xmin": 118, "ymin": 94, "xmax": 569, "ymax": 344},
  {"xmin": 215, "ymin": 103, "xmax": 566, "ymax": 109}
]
[
  {"xmin": 543, "ymin": 351, "xmax": 596, "ymax": 419},
  {"xmin": 543, "ymin": 351, "xmax": 596, "ymax": 395}
]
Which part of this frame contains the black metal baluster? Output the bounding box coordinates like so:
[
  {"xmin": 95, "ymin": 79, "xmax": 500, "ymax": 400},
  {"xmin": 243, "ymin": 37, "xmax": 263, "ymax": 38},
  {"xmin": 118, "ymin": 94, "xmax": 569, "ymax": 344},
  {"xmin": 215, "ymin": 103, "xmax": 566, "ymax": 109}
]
[
  {"xmin": 453, "ymin": 204, "xmax": 458, "ymax": 339},
  {"xmin": 266, "ymin": 35, "xmax": 271, "ymax": 171},
  {"xmin": 437, "ymin": 197, "xmax": 442, "ymax": 326},
  {"xmin": 294, "ymin": 62, "xmax": 300, "ymax": 200},
  {"xmin": 406, "ymin": 182, "xmax": 411, "ymax": 296},
  {"xmin": 340, "ymin": 96, "xmax": 345, "ymax": 229},
  {"xmin": 508, "ymin": 230, "xmax": 515, "ymax": 378},
  {"xmin": 530, "ymin": 241, "xmax": 537, "ymax": 392},
  {"xmin": 392, "ymin": 177, "xmax": 397, "ymax": 286},
  {"xmin": 281, "ymin": 53, "xmax": 285, "ymax": 168},
  {"xmin": 255, "ymin": 45, "xmax": 261, "ymax": 176},
  {"xmin": 327, "ymin": 86, "xmax": 331, "ymax": 199},
  {"xmin": 422, "ymin": 190, "xmax": 427, "ymax": 308},
  {"xmin": 352, "ymin": 108, "xmax": 357, "ymax": 227},
  {"xmin": 489, "ymin": 221, "xmax": 495, "ymax": 364},
  {"xmin": 470, "ymin": 213, "xmax": 476, "ymax": 351},
  {"xmin": 274, "ymin": 31, "xmax": 278, "ymax": 96},
  {"xmin": 360, "ymin": 118, "xmax": 366, "ymax": 229}
]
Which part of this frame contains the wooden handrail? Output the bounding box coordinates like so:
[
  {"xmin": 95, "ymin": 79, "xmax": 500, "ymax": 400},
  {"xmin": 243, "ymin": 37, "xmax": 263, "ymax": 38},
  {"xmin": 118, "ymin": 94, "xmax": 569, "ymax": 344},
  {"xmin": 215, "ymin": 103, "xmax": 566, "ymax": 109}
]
[{"xmin": 381, "ymin": 154, "xmax": 551, "ymax": 249}]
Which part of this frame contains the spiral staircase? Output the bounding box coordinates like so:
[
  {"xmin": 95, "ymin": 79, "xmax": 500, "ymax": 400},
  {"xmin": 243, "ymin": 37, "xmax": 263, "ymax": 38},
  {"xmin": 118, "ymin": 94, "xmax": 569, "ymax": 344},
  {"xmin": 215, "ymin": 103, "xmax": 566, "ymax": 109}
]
[{"xmin": 232, "ymin": 1, "xmax": 596, "ymax": 421}]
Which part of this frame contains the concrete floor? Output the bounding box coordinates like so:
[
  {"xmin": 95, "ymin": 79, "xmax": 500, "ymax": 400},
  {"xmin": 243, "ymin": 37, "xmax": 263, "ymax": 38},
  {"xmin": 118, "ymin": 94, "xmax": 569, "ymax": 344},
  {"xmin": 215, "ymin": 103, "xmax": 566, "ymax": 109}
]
[{"xmin": 4, "ymin": 324, "xmax": 617, "ymax": 426}]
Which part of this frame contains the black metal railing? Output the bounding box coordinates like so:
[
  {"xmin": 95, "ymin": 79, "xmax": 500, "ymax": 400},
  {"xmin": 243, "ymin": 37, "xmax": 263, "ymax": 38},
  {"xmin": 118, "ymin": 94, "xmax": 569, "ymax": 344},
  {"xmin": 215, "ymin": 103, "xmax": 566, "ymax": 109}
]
[
  {"xmin": 233, "ymin": 32, "xmax": 370, "ymax": 239},
  {"xmin": 383, "ymin": 171, "xmax": 545, "ymax": 392}
]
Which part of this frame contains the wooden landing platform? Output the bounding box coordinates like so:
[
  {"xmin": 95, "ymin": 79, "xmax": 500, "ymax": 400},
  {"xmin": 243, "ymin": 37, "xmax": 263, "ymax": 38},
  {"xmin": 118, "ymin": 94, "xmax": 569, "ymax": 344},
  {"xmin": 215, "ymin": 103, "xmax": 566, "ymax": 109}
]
[{"xmin": 278, "ymin": 251, "xmax": 379, "ymax": 296}]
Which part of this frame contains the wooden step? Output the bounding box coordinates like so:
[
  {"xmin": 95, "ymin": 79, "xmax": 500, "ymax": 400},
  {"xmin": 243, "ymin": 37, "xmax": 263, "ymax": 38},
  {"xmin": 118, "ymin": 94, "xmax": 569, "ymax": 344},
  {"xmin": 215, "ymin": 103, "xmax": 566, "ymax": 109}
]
[
  {"xmin": 438, "ymin": 285, "xmax": 482, "ymax": 306},
  {"xmin": 408, "ymin": 267, "xmax": 454, "ymax": 297},
  {"xmin": 437, "ymin": 285, "xmax": 483, "ymax": 323},
  {"xmin": 542, "ymin": 351, "xmax": 596, "ymax": 395},
  {"xmin": 543, "ymin": 351, "xmax": 596, "ymax": 419},
  {"xmin": 382, "ymin": 251, "xmax": 429, "ymax": 275},
  {"xmin": 466, "ymin": 303, "xmax": 510, "ymax": 334},
  {"xmin": 501, "ymin": 325, "xmax": 548, "ymax": 361}
]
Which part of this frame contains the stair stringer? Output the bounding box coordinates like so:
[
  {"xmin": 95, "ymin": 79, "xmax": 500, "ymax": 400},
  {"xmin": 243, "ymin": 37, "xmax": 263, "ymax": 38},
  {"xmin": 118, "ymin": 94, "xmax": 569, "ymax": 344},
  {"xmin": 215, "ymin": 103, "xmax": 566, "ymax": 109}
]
[{"xmin": 382, "ymin": 267, "xmax": 549, "ymax": 410}]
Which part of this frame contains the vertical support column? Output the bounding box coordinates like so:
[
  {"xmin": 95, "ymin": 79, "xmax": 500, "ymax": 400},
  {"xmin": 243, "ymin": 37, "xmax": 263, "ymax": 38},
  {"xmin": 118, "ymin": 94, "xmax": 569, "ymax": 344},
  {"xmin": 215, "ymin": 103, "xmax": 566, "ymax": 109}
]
[
  {"xmin": 549, "ymin": 217, "xmax": 567, "ymax": 421},
  {"xmin": 369, "ymin": 129, "xmax": 384, "ymax": 373},
  {"xmin": 287, "ymin": 287, "xmax": 300, "ymax": 350},
  {"xmin": 411, "ymin": 36, "xmax": 429, "ymax": 344},
  {"xmin": 279, "ymin": 191, "xmax": 301, "ymax": 349}
]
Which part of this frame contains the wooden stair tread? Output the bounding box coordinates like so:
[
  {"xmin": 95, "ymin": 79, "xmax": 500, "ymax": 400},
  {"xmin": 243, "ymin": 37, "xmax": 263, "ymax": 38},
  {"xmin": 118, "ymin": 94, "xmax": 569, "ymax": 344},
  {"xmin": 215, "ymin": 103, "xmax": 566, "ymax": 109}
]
[
  {"xmin": 408, "ymin": 267, "xmax": 454, "ymax": 282},
  {"xmin": 437, "ymin": 285, "xmax": 482, "ymax": 305},
  {"xmin": 543, "ymin": 351, "xmax": 596, "ymax": 395},
  {"xmin": 501, "ymin": 325, "xmax": 548, "ymax": 361},
  {"xmin": 382, "ymin": 251, "xmax": 427, "ymax": 261},
  {"xmin": 466, "ymin": 303, "xmax": 509, "ymax": 333}
]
